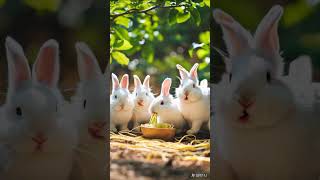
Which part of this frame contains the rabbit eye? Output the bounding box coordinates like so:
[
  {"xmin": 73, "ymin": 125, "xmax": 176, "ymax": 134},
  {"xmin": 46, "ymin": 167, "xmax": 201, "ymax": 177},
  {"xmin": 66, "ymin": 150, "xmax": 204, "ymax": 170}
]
[
  {"xmin": 146, "ymin": 93, "xmax": 148, "ymax": 96},
  {"xmin": 114, "ymin": 95, "xmax": 117, "ymax": 99},
  {"xmin": 229, "ymin": 73, "xmax": 232, "ymax": 82},
  {"xmin": 16, "ymin": 107, "xmax": 22, "ymax": 116},
  {"xmin": 83, "ymin": 100, "xmax": 87, "ymax": 109},
  {"xmin": 160, "ymin": 101, "xmax": 164, "ymax": 105},
  {"xmin": 193, "ymin": 84, "xmax": 196, "ymax": 88},
  {"xmin": 136, "ymin": 93, "xmax": 138, "ymax": 96},
  {"xmin": 266, "ymin": 72, "xmax": 271, "ymax": 83}
]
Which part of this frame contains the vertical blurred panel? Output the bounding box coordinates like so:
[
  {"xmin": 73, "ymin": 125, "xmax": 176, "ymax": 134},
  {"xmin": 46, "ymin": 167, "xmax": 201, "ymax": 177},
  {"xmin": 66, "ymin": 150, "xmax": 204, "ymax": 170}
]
[{"xmin": 0, "ymin": 0, "xmax": 109, "ymax": 180}]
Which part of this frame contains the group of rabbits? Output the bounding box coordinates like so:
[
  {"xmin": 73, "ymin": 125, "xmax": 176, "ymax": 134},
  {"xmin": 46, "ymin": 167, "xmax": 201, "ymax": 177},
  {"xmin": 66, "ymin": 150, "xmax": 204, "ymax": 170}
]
[
  {"xmin": 213, "ymin": 5, "xmax": 320, "ymax": 180},
  {"xmin": 110, "ymin": 63, "xmax": 211, "ymax": 135},
  {"xmin": 0, "ymin": 37, "xmax": 107, "ymax": 180}
]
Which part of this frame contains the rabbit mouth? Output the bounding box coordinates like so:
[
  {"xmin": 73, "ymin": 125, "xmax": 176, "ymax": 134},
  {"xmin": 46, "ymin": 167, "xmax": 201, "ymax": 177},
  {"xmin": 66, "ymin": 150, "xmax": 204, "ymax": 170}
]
[
  {"xmin": 88, "ymin": 128, "xmax": 105, "ymax": 140},
  {"xmin": 137, "ymin": 101, "xmax": 144, "ymax": 107},
  {"xmin": 32, "ymin": 136, "xmax": 47, "ymax": 152},
  {"xmin": 239, "ymin": 110, "xmax": 250, "ymax": 123}
]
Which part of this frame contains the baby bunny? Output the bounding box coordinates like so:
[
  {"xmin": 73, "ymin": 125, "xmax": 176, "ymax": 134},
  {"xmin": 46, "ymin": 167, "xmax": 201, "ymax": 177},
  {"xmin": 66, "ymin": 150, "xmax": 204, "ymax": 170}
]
[
  {"xmin": 68, "ymin": 42, "xmax": 107, "ymax": 180},
  {"xmin": 213, "ymin": 5, "xmax": 320, "ymax": 180},
  {"xmin": 110, "ymin": 73, "xmax": 134, "ymax": 132},
  {"xmin": 149, "ymin": 78, "xmax": 185, "ymax": 133},
  {"xmin": 0, "ymin": 37, "xmax": 77, "ymax": 180},
  {"xmin": 132, "ymin": 75, "xmax": 155, "ymax": 128},
  {"xmin": 175, "ymin": 63, "xmax": 210, "ymax": 134}
]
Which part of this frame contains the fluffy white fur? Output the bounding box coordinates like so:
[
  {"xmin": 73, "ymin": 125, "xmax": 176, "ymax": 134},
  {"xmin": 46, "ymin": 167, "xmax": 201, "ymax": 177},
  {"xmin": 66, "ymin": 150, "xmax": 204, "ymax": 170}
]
[
  {"xmin": 149, "ymin": 78, "xmax": 185, "ymax": 132},
  {"xmin": 213, "ymin": 5, "xmax": 320, "ymax": 180},
  {"xmin": 175, "ymin": 63, "xmax": 210, "ymax": 134},
  {"xmin": 68, "ymin": 42, "xmax": 107, "ymax": 180},
  {"xmin": 110, "ymin": 73, "xmax": 134, "ymax": 132},
  {"xmin": 0, "ymin": 37, "xmax": 77, "ymax": 180},
  {"xmin": 132, "ymin": 75, "xmax": 155, "ymax": 128}
]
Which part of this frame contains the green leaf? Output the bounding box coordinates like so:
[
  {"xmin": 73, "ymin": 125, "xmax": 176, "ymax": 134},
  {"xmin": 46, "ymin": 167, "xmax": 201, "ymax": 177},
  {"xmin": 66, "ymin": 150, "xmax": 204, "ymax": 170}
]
[
  {"xmin": 24, "ymin": 0, "xmax": 61, "ymax": 11},
  {"xmin": 176, "ymin": 11, "xmax": 191, "ymax": 23},
  {"xmin": 113, "ymin": 26, "xmax": 129, "ymax": 40},
  {"xmin": 188, "ymin": 48, "xmax": 193, "ymax": 58},
  {"xmin": 110, "ymin": 34, "xmax": 116, "ymax": 47},
  {"xmin": 114, "ymin": 39, "xmax": 133, "ymax": 50},
  {"xmin": 112, "ymin": 51, "xmax": 129, "ymax": 65},
  {"xmin": 0, "ymin": 0, "xmax": 5, "ymax": 6},
  {"xmin": 283, "ymin": 0, "xmax": 312, "ymax": 27},
  {"xmin": 199, "ymin": 31, "xmax": 210, "ymax": 44},
  {"xmin": 196, "ymin": 48, "xmax": 209, "ymax": 59},
  {"xmin": 114, "ymin": 16, "xmax": 131, "ymax": 28},
  {"xmin": 204, "ymin": 0, "xmax": 210, "ymax": 7},
  {"xmin": 190, "ymin": 7, "xmax": 201, "ymax": 26},
  {"xmin": 168, "ymin": 9, "xmax": 178, "ymax": 26}
]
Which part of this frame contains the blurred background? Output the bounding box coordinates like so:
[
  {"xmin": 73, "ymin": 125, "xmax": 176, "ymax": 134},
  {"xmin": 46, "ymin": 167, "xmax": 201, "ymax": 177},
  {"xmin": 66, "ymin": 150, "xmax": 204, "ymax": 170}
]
[
  {"xmin": 0, "ymin": 0, "xmax": 106, "ymax": 103},
  {"xmin": 212, "ymin": 0, "xmax": 320, "ymax": 83},
  {"xmin": 110, "ymin": 0, "xmax": 211, "ymax": 95}
]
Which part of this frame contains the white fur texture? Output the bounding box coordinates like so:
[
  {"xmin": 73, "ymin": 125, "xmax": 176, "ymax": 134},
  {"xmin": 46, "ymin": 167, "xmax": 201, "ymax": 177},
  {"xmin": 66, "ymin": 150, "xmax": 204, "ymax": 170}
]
[
  {"xmin": 132, "ymin": 75, "xmax": 155, "ymax": 128},
  {"xmin": 213, "ymin": 5, "xmax": 320, "ymax": 179},
  {"xmin": 149, "ymin": 78, "xmax": 185, "ymax": 132},
  {"xmin": 68, "ymin": 42, "xmax": 107, "ymax": 180},
  {"xmin": 0, "ymin": 37, "xmax": 77, "ymax": 180},
  {"xmin": 175, "ymin": 63, "xmax": 210, "ymax": 134},
  {"xmin": 110, "ymin": 73, "xmax": 134, "ymax": 132}
]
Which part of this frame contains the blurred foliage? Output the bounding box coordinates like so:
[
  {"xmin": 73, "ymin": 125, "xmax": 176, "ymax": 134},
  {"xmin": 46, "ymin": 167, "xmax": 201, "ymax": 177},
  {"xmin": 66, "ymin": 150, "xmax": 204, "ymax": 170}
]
[
  {"xmin": 213, "ymin": 0, "xmax": 320, "ymax": 82},
  {"xmin": 110, "ymin": 0, "xmax": 210, "ymax": 92}
]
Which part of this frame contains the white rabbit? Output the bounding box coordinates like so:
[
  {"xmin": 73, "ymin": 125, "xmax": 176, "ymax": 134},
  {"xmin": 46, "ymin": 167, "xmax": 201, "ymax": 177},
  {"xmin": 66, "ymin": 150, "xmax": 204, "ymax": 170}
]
[
  {"xmin": 149, "ymin": 78, "xmax": 185, "ymax": 133},
  {"xmin": 281, "ymin": 55, "xmax": 315, "ymax": 108},
  {"xmin": 68, "ymin": 42, "xmax": 107, "ymax": 180},
  {"xmin": 175, "ymin": 63, "xmax": 210, "ymax": 134},
  {"xmin": 110, "ymin": 73, "xmax": 134, "ymax": 132},
  {"xmin": 132, "ymin": 75, "xmax": 155, "ymax": 128},
  {"xmin": 0, "ymin": 37, "xmax": 78, "ymax": 180},
  {"xmin": 213, "ymin": 5, "xmax": 320, "ymax": 180}
]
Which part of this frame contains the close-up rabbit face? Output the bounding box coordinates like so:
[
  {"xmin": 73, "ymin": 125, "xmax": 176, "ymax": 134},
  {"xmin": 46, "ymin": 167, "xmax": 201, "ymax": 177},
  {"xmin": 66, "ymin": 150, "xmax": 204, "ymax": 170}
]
[
  {"xmin": 3, "ymin": 37, "xmax": 68, "ymax": 153},
  {"xmin": 176, "ymin": 63, "xmax": 203, "ymax": 103},
  {"xmin": 133, "ymin": 75, "xmax": 154, "ymax": 110},
  {"xmin": 111, "ymin": 74, "xmax": 132, "ymax": 112},
  {"xmin": 149, "ymin": 78, "xmax": 173, "ymax": 115},
  {"xmin": 214, "ymin": 5, "xmax": 295, "ymax": 129},
  {"xmin": 74, "ymin": 42, "xmax": 108, "ymax": 140}
]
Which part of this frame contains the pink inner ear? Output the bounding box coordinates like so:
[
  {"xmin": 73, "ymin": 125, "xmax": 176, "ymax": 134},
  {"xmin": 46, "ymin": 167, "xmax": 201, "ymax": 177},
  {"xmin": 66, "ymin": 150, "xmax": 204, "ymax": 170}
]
[
  {"xmin": 14, "ymin": 56, "xmax": 30, "ymax": 86},
  {"xmin": 190, "ymin": 64, "xmax": 198, "ymax": 80},
  {"xmin": 35, "ymin": 47, "xmax": 56, "ymax": 86},
  {"xmin": 161, "ymin": 79, "xmax": 171, "ymax": 96},
  {"xmin": 82, "ymin": 53, "xmax": 95, "ymax": 79},
  {"xmin": 120, "ymin": 75, "xmax": 129, "ymax": 89},
  {"xmin": 112, "ymin": 77, "xmax": 119, "ymax": 89},
  {"xmin": 143, "ymin": 75, "xmax": 150, "ymax": 88}
]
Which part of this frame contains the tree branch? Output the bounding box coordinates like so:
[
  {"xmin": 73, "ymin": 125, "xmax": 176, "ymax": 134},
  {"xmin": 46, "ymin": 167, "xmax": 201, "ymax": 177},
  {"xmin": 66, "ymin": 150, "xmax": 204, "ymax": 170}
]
[{"xmin": 110, "ymin": 4, "xmax": 188, "ymax": 20}]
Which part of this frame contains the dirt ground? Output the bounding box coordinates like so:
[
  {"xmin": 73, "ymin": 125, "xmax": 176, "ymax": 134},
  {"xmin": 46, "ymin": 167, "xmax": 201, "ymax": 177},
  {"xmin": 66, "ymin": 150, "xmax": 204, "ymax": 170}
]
[{"xmin": 110, "ymin": 130, "xmax": 210, "ymax": 180}]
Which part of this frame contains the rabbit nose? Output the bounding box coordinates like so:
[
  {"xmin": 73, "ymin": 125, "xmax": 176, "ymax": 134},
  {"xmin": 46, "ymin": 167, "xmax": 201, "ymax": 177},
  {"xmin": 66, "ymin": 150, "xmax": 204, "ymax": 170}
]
[
  {"xmin": 120, "ymin": 104, "xmax": 124, "ymax": 109},
  {"xmin": 184, "ymin": 91, "xmax": 189, "ymax": 96},
  {"xmin": 238, "ymin": 98, "xmax": 254, "ymax": 109},
  {"xmin": 32, "ymin": 133, "xmax": 47, "ymax": 145}
]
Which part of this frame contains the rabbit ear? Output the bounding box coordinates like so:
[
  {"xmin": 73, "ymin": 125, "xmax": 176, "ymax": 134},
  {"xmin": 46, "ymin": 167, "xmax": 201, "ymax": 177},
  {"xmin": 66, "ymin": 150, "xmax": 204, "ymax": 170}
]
[
  {"xmin": 75, "ymin": 42, "xmax": 102, "ymax": 81},
  {"xmin": 200, "ymin": 79, "xmax": 208, "ymax": 88},
  {"xmin": 254, "ymin": 5, "xmax": 283, "ymax": 58},
  {"xmin": 120, "ymin": 74, "xmax": 129, "ymax": 89},
  {"xmin": 112, "ymin": 73, "xmax": 120, "ymax": 90},
  {"xmin": 289, "ymin": 55, "xmax": 312, "ymax": 82},
  {"xmin": 143, "ymin": 75, "xmax": 151, "ymax": 89},
  {"xmin": 133, "ymin": 75, "xmax": 142, "ymax": 89},
  {"xmin": 161, "ymin": 78, "xmax": 171, "ymax": 97},
  {"xmin": 176, "ymin": 64, "xmax": 189, "ymax": 80},
  {"xmin": 190, "ymin": 63, "xmax": 199, "ymax": 81},
  {"xmin": 5, "ymin": 36, "xmax": 31, "ymax": 90},
  {"xmin": 33, "ymin": 39, "xmax": 59, "ymax": 88},
  {"xmin": 213, "ymin": 9, "xmax": 252, "ymax": 57}
]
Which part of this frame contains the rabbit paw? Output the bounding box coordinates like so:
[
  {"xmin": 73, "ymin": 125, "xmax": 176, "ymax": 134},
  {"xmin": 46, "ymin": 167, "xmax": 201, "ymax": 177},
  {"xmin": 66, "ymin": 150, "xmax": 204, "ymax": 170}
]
[{"xmin": 187, "ymin": 129, "xmax": 198, "ymax": 135}]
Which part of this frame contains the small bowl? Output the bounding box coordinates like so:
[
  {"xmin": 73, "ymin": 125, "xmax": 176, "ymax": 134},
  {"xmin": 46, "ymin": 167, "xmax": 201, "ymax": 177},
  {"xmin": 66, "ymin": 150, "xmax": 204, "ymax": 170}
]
[{"xmin": 141, "ymin": 126, "xmax": 176, "ymax": 141}]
